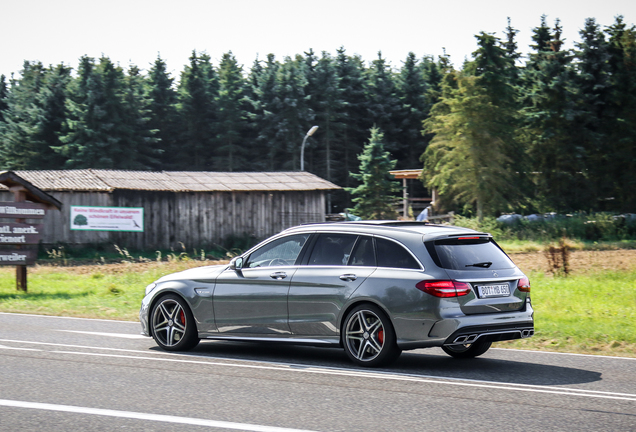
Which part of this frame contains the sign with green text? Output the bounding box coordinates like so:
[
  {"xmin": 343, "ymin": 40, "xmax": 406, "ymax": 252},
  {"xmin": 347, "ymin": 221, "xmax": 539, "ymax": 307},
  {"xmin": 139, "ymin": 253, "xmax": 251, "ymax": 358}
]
[{"xmin": 70, "ymin": 206, "xmax": 144, "ymax": 232}]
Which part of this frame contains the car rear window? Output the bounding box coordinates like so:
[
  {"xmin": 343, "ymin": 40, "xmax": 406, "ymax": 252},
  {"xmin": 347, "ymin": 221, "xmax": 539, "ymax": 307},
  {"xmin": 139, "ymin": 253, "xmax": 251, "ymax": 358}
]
[
  {"xmin": 426, "ymin": 237, "xmax": 515, "ymax": 270},
  {"xmin": 376, "ymin": 238, "xmax": 421, "ymax": 269}
]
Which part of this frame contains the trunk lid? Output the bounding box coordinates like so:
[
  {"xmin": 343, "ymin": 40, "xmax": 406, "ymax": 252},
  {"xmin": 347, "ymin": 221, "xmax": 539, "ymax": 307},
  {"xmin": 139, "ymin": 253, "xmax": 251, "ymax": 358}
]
[{"xmin": 425, "ymin": 236, "xmax": 528, "ymax": 314}]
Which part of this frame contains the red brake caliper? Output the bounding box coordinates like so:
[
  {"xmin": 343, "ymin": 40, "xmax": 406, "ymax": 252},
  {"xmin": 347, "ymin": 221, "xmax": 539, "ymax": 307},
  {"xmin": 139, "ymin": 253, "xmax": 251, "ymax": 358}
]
[
  {"xmin": 179, "ymin": 310, "xmax": 185, "ymax": 325},
  {"xmin": 378, "ymin": 328, "xmax": 384, "ymax": 345}
]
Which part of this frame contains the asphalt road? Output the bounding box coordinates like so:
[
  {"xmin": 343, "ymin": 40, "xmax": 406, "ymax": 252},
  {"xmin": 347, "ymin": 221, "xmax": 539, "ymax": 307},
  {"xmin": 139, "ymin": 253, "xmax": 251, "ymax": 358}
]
[{"xmin": 0, "ymin": 312, "xmax": 634, "ymax": 431}]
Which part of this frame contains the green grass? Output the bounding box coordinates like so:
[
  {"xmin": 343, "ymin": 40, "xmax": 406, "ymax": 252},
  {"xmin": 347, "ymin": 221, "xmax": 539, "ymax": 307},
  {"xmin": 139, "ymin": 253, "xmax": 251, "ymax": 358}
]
[
  {"xmin": 1, "ymin": 260, "xmax": 634, "ymax": 357},
  {"xmin": 499, "ymin": 269, "xmax": 636, "ymax": 357},
  {"xmin": 0, "ymin": 262, "xmax": 209, "ymax": 320}
]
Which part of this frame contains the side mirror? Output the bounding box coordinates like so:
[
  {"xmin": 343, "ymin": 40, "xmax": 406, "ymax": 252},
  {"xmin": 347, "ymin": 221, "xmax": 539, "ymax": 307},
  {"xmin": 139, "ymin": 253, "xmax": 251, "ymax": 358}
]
[{"xmin": 229, "ymin": 256, "xmax": 244, "ymax": 271}]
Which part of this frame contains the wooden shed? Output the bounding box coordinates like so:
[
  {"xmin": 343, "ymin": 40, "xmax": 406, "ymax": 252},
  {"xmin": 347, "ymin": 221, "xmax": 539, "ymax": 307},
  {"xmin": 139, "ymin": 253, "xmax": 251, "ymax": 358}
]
[{"xmin": 0, "ymin": 170, "xmax": 340, "ymax": 250}]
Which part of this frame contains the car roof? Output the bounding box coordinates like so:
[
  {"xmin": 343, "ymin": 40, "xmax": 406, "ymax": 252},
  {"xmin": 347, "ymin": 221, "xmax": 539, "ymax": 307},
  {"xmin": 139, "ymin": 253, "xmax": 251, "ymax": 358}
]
[{"xmin": 282, "ymin": 221, "xmax": 486, "ymax": 240}]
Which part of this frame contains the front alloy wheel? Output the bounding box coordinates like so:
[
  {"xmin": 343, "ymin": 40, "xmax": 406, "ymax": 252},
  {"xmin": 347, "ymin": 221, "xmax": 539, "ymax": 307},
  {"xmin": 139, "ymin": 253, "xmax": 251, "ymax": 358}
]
[
  {"xmin": 343, "ymin": 304, "xmax": 400, "ymax": 367},
  {"xmin": 150, "ymin": 294, "xmax": 199, "ymax": 351}
]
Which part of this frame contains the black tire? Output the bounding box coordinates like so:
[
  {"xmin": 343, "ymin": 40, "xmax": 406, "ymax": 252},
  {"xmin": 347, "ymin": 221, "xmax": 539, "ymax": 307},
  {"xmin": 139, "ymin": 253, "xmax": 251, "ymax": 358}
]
[
  {"xmin": 442, "ymin": 340, "xmax": 492, "ymax": 359},
  {"xmin": 342, "ymin": 304, "xmax": 401, "ymax": 367},
  {"xmin": 150, "ymin": 294, "xmax": 199, "ymax": 351}
]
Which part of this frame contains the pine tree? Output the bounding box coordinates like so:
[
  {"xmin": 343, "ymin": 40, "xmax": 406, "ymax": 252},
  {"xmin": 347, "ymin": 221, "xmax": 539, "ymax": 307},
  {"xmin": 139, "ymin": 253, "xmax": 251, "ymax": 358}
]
[
  {"xmin": 396, "ymin": 52, "xmax": 429, "ymax": 166},
  {"xmin": 58, "ymin": 56, "xmax": 157, "ymax": 169},
  {"xmin": 365, "ymin": 53, "xmax": 404, "ymax": 163},
  {"xmin": 216, "ymin": 51, "xmax": 248, "ymax": 171},
  {"xmin": 503, "ymin": 17, "xmax": 522, "ymax": 65},
  {"xmin": 269, "ymin": 56, "xmax": 313, "ymax": 170},
  {"xmin": 519, "ymin": 18, "xmax": 587, "ymax": 212},
  {"xmin": 335, "ymin": 48, "xmax": 368, "ymax": 207},
  {"xmin": 0, "ymin": 75, "xmax": 8, "ymax": 123},
  {"xmin": 147, "ymin": 56, "xmax": 182, "ymax": 169},
  {"xmin": 308, "ymin": 52, "xmax": 344, "ymax": 183},
  {"xmin": 422, "ymin": 75, "xmax": 515, "ymax": 220},
  {"xmin": 346, "ymin": 127, "xmax": 400, "ymax": 219},
  {"xmin": 604, "ymin": 16, "xmax": 636, "ymax": 211},
  {"xmin": 573, "ymin": 18, "xmax": 612, "ymax": 206},
  {"xmin": 177, "ymin": 51, "xmax": 218, "ymax": 170},
  {"xmin": 245, "ymin": 54, "xmax": 280, "ymax": 170},
  {"xmin": 121, "ymin": 65, "xmax": 161, "ymax": 169},
  {"xmin": 0, "ymin": 61, "xmax": 69, "ymax": 169},
  {"xmin": 422, "ymin": 32, "xmax": 522, "ymax": 220}
]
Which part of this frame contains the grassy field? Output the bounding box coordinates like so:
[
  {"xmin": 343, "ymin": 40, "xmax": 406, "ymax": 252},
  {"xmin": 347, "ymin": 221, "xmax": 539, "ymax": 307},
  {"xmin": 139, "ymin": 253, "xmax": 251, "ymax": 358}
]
[
  {"xmin": 0, "ymin": 251, "xmax": 634, "ymax": 358},
  {"xmin": 0, "ymin": 260, "xmax": 212, "ymax": 320}
]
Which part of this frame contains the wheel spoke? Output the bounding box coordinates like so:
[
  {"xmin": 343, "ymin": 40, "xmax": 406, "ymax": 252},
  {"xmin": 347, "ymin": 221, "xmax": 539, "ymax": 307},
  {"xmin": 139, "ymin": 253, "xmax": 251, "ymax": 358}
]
[
  {"xmin": 356, "ymin": 339, "xmax": 367, "ymax": 359},
  {"xmin": 167, "ymin": 326, "xmax": 176, "ymax": 346},
  {"xmin": 159, "ymin": 303, "xmax": 172, "ymax": 321},
  {"xmin": 367, "ymin": 334, "xmax": 383, "ymax": 353}
]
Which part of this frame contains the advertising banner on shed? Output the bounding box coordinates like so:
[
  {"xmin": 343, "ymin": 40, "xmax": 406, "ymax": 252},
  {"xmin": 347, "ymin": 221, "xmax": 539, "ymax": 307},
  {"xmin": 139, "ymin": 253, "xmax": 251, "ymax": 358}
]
[{"xmin": 70, "ymin": 206, "xmax": 144, "ymax": 232}]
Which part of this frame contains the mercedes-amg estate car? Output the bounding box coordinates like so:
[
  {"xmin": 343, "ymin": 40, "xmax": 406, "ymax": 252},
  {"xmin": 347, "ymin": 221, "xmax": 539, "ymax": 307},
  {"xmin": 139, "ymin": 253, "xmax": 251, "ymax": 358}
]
[{"xmin": 140, "ymin": 221, "xmax": 534, "ymax": 367}]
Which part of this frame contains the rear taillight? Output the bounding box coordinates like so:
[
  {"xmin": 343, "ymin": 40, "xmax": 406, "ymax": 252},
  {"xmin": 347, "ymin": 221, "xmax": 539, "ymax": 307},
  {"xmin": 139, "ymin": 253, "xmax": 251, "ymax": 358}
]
[
  {"xmin": 416, "ymin": 280, "xmax": 471, "ymax": 298},
  {"xmin": 517, "ymin": 276, "xmax": 531, "ymax": 292}
]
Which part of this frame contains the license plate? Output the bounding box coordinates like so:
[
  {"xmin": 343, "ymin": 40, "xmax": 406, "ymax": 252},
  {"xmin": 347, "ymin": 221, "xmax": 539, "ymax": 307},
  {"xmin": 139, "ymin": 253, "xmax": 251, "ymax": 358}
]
[{"xmin": 477, "ymin": 284, "xmax": 510, "ymax": 298}]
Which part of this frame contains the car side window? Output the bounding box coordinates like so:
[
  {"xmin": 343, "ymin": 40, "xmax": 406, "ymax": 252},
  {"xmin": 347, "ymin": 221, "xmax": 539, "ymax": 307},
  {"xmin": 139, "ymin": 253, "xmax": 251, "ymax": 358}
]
[
  {"xmin": 348, "ymin": 236, "xmax": 376, "ymax": 267},
  {"xmin": 245, "ymin": 234, "xmax": 310, "ymax": 268},
  {"xmin": 376, "ymin": 238, "xmax": 420, "ymax": 269},
  {"xmin": 308, "ymin": 234, "xmax": 357, "ymax": 266}
]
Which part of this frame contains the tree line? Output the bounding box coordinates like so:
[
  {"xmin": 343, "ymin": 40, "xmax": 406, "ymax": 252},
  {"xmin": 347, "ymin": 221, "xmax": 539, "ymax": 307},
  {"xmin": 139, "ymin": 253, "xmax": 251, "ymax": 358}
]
[{"xmin": 0, "ymin": 15, "xmax": 634, "ymax": 216}]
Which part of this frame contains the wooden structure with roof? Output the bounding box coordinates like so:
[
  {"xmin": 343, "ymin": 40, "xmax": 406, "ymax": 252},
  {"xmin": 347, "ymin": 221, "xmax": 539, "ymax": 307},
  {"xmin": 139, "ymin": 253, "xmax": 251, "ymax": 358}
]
[
  {"xmin": 0, "ymin": 170, "xmax": 340, "ymax": 250},
  {"xmin": 389, "ymin": 169, "xmax": 436, "ymax": 218}
]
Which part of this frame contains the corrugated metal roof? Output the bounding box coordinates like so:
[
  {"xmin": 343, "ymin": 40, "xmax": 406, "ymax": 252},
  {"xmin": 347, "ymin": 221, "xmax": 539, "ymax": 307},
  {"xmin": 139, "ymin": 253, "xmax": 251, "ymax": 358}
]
[{"xmin": 5, "ymin": 169, "xmax": 341, "ymax": 193}]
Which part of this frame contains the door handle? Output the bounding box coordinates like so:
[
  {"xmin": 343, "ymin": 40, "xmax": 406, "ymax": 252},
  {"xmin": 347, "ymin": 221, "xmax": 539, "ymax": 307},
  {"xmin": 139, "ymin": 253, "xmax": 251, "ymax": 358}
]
[
  {"xmin": 339, "ymin": 274, "xmax": 357, "ymax": 282},
  {"xmin": 270, "ymin": 272, "xmax": 287, "ymax": 280}
]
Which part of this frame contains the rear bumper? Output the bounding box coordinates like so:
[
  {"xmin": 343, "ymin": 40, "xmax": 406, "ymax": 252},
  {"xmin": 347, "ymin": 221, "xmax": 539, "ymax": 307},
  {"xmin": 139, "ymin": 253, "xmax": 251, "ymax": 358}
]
[
  {"xmin": 442, "ymin": 321, "xmax": 534, "ymax": 346},
  {"xmin": 396, "ymin": 303, "xmax": 534, "ymax": 350}
]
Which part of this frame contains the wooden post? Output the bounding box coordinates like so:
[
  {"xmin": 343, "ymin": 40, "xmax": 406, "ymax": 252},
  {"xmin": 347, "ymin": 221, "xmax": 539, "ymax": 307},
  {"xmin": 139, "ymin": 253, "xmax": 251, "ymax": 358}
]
[
  {"xmin": 13, "ymin": 188, "xmax": 28, "ymax": 291},
  {"xmin": 402, "ymin": 178, "xmax": 408, "ymax": 219}
]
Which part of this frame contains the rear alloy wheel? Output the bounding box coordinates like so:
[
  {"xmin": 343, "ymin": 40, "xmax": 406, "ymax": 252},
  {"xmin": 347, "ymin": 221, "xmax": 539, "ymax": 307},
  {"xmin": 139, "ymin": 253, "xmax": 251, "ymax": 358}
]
[
  {"xmin": 442, "ymin": 340, "xmax": 492, "ymax": 359},
  {"xmin": 343, "ymin": 304, "xmax": 401, "ymax": 367},
  {"xmin": 151, "ymin": 294, "xmax": 199, "ymax": 351}
]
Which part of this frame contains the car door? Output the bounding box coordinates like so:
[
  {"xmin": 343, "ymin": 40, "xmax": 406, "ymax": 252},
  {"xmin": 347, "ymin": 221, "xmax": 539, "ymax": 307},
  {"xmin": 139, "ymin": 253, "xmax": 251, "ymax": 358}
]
[
  {"xmin": 288, "ymin": 234, "xmax": 376, "ymax": 337},
  {"xmin": 213, "ymin": 233, "xmax": 310, "ymax": 335}
]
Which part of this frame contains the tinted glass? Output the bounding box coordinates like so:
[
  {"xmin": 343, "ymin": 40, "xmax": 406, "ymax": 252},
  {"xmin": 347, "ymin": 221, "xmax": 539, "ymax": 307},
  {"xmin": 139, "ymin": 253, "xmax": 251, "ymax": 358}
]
[
  {"xmin": 246, "ymin": 234, "xmax": 310, "ymax": 268},
  {"xmin": 376, "ymin": 238, "xmax": 420, "ymax": 269},
  {"xmin": 348, "ymin": 236, "xmax": 376, "ymax": 267},
  {"xmin": 308, "ymin": 234, "xmax": 357, "ymax": 266},
  {"xmin": 428, "ymin": 237, "xmax": 514, "ymax": 270}
]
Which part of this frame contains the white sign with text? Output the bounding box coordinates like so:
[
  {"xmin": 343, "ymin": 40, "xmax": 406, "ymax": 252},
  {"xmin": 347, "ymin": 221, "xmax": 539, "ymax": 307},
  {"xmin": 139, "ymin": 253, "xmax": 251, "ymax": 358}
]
[{"xmin": 70, "ymin": 206, "xmax": 144, "ymax": 232}]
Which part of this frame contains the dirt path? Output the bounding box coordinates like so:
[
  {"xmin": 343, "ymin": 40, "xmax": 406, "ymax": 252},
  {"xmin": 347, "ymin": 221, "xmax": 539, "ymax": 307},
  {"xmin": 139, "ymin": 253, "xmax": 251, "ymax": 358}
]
[{"xmin": 510, "ymin": 249, "xmax": 636, "ymax": 275}]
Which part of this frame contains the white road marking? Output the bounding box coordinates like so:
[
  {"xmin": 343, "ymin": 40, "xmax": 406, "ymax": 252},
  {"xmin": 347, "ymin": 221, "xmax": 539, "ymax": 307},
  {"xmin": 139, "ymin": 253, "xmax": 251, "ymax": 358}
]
[
  {"xmin": 0, "ymin": 399, "xmax": 318, "ymax": 432},
  {"xmin": 0, "ymin": 345, "xmax": 40, "ymax": 351},
  {"xmin": 2, "ymin": 338, "xmax": 635, "ymax": 403},
  {"xmin": 56, "ymin": 330, "xmax": 146, "ymax": 339},
  {"xmin": 0, "ymin": 312, "xmax": 136, "ymax": 324},
  {"xmin": 492, "ymin": 347, "xmax": 636, "ymax": 361}
]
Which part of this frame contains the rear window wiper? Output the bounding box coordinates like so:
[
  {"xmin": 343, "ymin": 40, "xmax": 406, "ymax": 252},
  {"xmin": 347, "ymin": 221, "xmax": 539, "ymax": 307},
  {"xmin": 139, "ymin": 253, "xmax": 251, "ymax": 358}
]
[{"xmin": 465, "ymin": 261, "xmax": 493, "ymax": 268}]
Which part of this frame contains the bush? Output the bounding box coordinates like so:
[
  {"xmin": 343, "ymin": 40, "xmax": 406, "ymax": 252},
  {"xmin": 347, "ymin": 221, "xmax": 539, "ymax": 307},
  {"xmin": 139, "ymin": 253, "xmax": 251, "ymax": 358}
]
[{"xmin": 453, "ymin": 213, "xmax": 636, "ymax": 243}]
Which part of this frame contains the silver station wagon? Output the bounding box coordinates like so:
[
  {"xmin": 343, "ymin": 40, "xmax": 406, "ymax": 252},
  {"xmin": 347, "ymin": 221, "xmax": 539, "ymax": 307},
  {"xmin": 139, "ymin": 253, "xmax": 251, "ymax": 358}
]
[{"xmin": 140, "ymin": 221, "xmax": 534, "ymax": 367}]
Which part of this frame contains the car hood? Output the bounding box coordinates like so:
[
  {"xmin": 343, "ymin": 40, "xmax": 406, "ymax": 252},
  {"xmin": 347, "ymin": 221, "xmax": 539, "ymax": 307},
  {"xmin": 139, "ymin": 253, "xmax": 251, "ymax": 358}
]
[{"xmin": 156, "ymin": 263, "xmax": 229, "ymax": 283}]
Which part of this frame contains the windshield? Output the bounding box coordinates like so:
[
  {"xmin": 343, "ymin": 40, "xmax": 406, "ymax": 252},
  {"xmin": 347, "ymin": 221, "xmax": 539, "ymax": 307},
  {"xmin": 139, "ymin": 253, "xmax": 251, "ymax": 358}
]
[{"xmin": 426, "ymin": 237, "xmax": 515, "ymax": 270}]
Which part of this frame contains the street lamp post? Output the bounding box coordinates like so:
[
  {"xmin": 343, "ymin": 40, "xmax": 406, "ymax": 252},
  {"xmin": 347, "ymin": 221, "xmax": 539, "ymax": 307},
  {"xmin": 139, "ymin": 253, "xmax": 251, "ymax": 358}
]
[{"xmin": 300, "ymin": 125, "xmax": 319, "ymax": 171}]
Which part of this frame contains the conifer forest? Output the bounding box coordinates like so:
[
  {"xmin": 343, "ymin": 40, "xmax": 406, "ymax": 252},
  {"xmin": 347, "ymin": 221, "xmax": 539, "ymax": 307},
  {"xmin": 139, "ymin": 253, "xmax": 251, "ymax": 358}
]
[{"xmin": 0, "ymin": 16, "xmax": 635, "ymax": 216}]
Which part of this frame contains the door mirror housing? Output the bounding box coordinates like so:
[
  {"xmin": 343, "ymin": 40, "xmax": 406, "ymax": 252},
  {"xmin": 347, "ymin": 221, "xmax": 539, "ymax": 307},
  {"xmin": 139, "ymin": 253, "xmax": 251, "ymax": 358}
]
[{"xmin": 229, "ymin": 256, "xmax": 244, "ymax": 271}]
